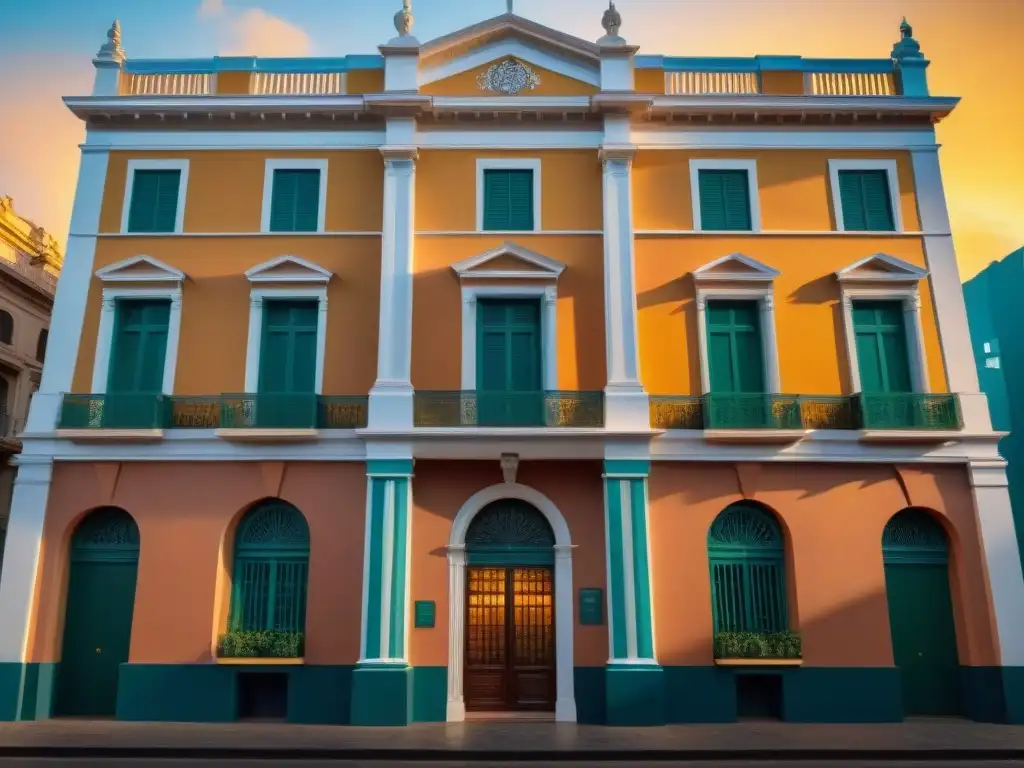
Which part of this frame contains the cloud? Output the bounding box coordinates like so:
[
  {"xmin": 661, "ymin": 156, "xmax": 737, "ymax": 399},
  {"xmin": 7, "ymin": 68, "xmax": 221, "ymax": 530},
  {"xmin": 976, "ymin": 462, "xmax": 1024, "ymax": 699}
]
[{"xmin": 198, "ymin": 2, "xmax": 311, "ymax": 57}]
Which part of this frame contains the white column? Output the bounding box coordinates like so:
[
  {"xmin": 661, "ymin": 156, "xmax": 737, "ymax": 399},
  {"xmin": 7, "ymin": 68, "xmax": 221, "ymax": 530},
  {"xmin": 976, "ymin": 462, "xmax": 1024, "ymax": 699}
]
[
  {"xmin": 445, "ymin": 546, "xmax": 466, "ymax": 721},
  {"xmin": 600, "ymin": 143, "xmax": 648, "ymax": 430},
  {"xmin": 970, "ymin": 460, "xmax": 1024, "ymax": 667},
  {"xmin": 553, "ymin": 543, "xmax": 577, "ymax": 723},
  {"xmin": 906, "ymin": 293, "xmax": 931, "ymax": 394},
  {"xmin": 910, "ymin": 147, "xmax": 991, "ymax": 431},
  {"xmin": 0, "ymin": 459, "xmax": 53, "ymax": 664},
  {"xmin": 368, "ymin": 146, "xmax": 417, "ymax": 431},
  {"xmin": 759, "ymin": 295, "xmax": 781, "ymax": 392}
]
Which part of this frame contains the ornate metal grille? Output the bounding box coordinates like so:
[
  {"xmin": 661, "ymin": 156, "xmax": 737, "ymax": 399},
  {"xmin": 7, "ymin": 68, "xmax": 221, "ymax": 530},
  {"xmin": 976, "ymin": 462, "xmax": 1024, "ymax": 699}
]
[
  {"xmin": 883, "ymin": 508, "xmax": 949, "ymax": 564},
  {"xmin": 466, "ymin": 500, "xmax": 555, "ymax": 566},
  {"xmin": 71, "ymin": 507, "xmax": 140, "ymax": 563}
]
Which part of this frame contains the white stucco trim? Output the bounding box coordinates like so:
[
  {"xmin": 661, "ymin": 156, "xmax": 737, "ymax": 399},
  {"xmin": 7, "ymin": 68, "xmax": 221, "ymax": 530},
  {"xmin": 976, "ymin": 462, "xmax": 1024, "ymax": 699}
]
[
  {"xmin": 694, "ymin": 284, "xmax": 780, "ymax": 395},
  {"xmin": 244, "ymin": 286, "xmax": 329, "ymax": 394},
  {"xmin": 260, "ymin": 158, "xmax": 329, "ymax": 234},
  {"xmin": 120, "ymin": 158, "xmax": 189, "ymax": 234},
  {"xmin": 446, "ymin": 482, "xmax": 576, "ymax": 723},
  {"xmin": 838, "ymin": 285, "xmax": 929, "ymax": 394},
  {"xmin": 476, "ymin": 158, "xmax": 542, "ymax": 232},
  {"xmin": 828, "ymin": 158, "xmax": 903, "ymax": 233},
  {"xmin": 689, "ymin": 159, "xmax": 761, "ymax": 233},
  {"xmin": 91, "ymin": 285, "xmax": 184, "ymax": 395},
  {"xmin": 460, "ymin": 284, "xmax": 557, "ymax": 391}
]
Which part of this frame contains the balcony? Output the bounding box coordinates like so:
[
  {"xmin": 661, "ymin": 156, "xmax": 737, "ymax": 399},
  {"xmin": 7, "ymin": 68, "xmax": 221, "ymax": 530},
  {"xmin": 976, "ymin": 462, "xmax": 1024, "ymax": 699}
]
[
  {"xmin": 414, "ymin": 391, "xmax": 604, "ymax": 428},
  {"xmin": 58, "ymin": 393, "xmax": 170, "ymax": 441}
]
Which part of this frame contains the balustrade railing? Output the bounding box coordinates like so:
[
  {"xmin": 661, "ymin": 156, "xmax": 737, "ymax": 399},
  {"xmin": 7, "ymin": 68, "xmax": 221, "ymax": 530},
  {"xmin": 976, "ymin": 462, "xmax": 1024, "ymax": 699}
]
[
  {"xmin": 59, "ymin": 393, "xmax": 169, "ymax": 430},
  {"xmin": 414, "ymin": 391, "xmax": 604, "ymax": 428},
  {"xmin": 124, "ymin": 73, "xmax": 213, "ymax": 95},
  {"xmin": 251, "ymin": 71, "xmax": 346, "ymax": 95},
  {"xmin": 665, "ymin": 71, "xmax": 760, "ymax": 95},
  {"xmin": 856, "ymin": 393, "xmax": 961, "ymax": 430},
  {"xmin": 806, "ymin": 71, "xmax": 894, "ymax": 96}
]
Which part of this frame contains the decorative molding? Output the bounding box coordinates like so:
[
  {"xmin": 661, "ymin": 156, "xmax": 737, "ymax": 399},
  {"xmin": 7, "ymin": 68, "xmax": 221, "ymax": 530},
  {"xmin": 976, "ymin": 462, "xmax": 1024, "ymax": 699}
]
[
  {"xmin": 476, "ymin": 158, "xmax": 542, "ymax": 232},
  {"xmin": 689, "ymin": 158, "xmax": 762, "ymax": 233},
  {"xmin": 260, "ymin": 158, "xmax": 329, "ymax": 234},
  {"xmin": 245, "ymin": 254, "xmax": 333, "ymax": 284},
  {"xmin": 835, "ymin": 252, "xmax": 928, "ymax": 283},
  {"xmin": 828, "ymin": 159, "xmax": 903, "ymax": 233},
  {"xmin": 95, "ymin": 254, "xmax": 186, "ymax": 284},
  {"xmin": 120, "ymin": 159, "xmax": 190, "ymax": 235},
  {"xmin": 692, "ymin": 253, "xmax": 780, "ymax": 283},
  {"xmin": 451, "ymin": 241, "xmax": 565, "ymax": 281},
  {"xmin": 500, "ymin": 453, "xmax": 520, "ymax": 484},
  {"xmin": 477, "ymin": 58, "xmax": 541, "ymax": 95},
  {"xmin": 244, "ymin": 286, "xmax": 329, "ymax": 394}
]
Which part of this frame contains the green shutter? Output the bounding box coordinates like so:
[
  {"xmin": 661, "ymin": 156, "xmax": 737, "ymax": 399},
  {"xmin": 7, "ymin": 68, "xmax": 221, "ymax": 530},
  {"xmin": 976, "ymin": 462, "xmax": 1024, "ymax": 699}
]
[
  {"xmin": 483, "ymin": 169, "xmax": 534, "ymax": 231},
  {"xmin": 258, "ymin": 300, "xmax": 318, "ymax": 393},
  {"xmin": 705, "ymin": 300, "xmax": 764, "ymax": 393},
  {"xmin": 852, "ymin": 301, "xmax": 912, "ymax": 392},
  {"xmin": 838, "ymin": 170, "xmax": 895, "ymax": 231},
  {"xmin": 126, "ymin": 170, "xmax": 181, "ymax": 233},
  {"xmin": 269, "ymin": 169, "xmax": 321, "ymax": 232},
  {"xmin": 476, "ymin": 299, "xmax": 542, "ymax": 425},
  {"xmin": 698, "ymin": 170, "xmax": 752, "ymax": 231},
  {"xmin": 107, "ymin": 300, "xmax": 171, "ymax": 393}
]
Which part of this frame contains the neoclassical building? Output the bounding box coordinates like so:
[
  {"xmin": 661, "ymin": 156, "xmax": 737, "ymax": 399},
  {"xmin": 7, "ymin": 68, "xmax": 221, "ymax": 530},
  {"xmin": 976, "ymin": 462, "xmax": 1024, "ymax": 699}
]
[{"xmin": 1, "ymin": 4, "xmax": 1022, "ymax": 726}]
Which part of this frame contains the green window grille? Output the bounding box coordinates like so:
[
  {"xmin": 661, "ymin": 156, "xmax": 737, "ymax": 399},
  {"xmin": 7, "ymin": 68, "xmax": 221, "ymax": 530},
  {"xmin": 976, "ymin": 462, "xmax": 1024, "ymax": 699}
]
[
  {"xmin": 126, "ymin": 170, "xmax": 181, "ymax": 233},
  {"xmin": 269, "ymin": 169, "xmax": 321, "ymax": 232},
  {"xmin": 230, "ymin": 500, "xmax": 310, "ymax": 633},
  {"xmin": 71, "ymin": 507, "xmax": 140, "ymax": 563},
  {"xmin": 882, "ymin": 508, "xmax": 949, "ymax": 565},
  {"xmin": 707, "ymin": 502, "xmax": 787, "ymax": 633},
  {"xmin": 698, "ymin": 169, "xmax": 753, "ymax": 231},
  {"xmin": 482, "ymin": 169, "xmax": 534, "ymax": 231},
  {"xmin": 465, "ymin": 498, "xmax": 555, "ymax": 566},
  {"xmin": 838, "ymin": 169, "xmax": 896, "ymax": 231},
  {"xmin": 852, "ymin": 301, "xmax": 913, "ymax": 393}
]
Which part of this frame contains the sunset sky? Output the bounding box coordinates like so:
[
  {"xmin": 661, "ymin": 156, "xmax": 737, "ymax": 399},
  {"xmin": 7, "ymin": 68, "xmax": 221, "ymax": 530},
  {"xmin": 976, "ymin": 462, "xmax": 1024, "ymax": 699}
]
[{"xmin": 0, "ymin": 0, "xmax": 1021, "ymax": 280}]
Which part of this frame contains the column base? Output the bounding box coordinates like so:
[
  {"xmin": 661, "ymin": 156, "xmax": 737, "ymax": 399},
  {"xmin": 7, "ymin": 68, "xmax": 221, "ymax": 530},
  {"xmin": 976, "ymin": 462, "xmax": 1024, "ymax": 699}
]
[
  {"xmin": 958, "ymin": 392, "xmax": 995, "ymax": 433},
  {"xmin": 605, "ymin": 663, "xmax": 665, "ymax": 726},
  {"xmin": 603, "ymin": 386, "xmax": 650, "ymax": 431},
  {"xmin": 367, "ymin": 382, "xmax": 414, "ymax": 431},
  {"xmin": 350, "ymin": 664, "xmax": 412, "ymax": 726},
  {"xmin": 0, "ymin": 662, "xmax": 57, "ymax": 721}
]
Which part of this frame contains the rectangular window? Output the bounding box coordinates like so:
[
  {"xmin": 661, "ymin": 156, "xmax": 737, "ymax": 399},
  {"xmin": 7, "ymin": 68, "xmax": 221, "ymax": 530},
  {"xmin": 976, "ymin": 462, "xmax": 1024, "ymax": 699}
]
[
  {"xmin": 482, "ymin": 169, "xmax": 534, "ymax": 231},
  {"xmin": 476, "ymin": 299, "xmax": 542, "ymax": 425},
  {"xmin": 852, "ymin": 300, "xmax": 912, "ymax": 392},
  {"xmin": 698, "ymin": 170, "xmax": 753, "ymax": 231},
  {"xmin": 706, "ymin": 300, "xmax": 764, "ymax": 393},
  {"xmin": 108, "ymin": 299, "xmax": 171, "ymax": 393},
  {"xmin": 269, "ymin": 169, "xmax": 322, "ymax": 233},
  {"xmin": 126, "ymin": 170, "xmax": 181, "ymax": 233},
  {"xmin": 258, "ymin": 300, "xmax": 318, "ymax": 393},
  {"xmin": 838, "ymin": 170, "xmax": 896, "ymax": 232}
]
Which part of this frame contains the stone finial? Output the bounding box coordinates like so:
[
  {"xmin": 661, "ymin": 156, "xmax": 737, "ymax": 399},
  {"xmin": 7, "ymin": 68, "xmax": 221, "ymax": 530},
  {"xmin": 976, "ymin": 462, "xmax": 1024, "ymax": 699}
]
[
  {"xmin": 602, "ymin": 2, "xmax": 622, "ymax": 38},
  {"xmin": 0, "ymin": 195, "xmax": 11, "ymax": 215},
  {"xmin": 393, "ymin": 0, "xmax": 413, "ymax": 37},
  {"xmin": 891, "ymin": 16, "xmax": 924, "ymax": 60},
  {"xmin": 95, "ymin": 19, "xmax": 125, "ymax": 63}
]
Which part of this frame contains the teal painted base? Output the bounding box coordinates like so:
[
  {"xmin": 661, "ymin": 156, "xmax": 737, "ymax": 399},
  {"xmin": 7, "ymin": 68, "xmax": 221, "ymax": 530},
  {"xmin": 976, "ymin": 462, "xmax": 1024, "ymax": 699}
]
[
  {"xmin": 782, "ymin": 667, "xmax": 901, "ymax": 722},
  {"xmin": 0, "ymin": 663, "xmax": 58, "ymax": 721},
  {"xmin": 605, "ymin": 664, "xmax": 665, "ymax": 726},
  {"xmin": 574, "ymin": 667, "xmax": 606, "ymax": 724},
  {"xmin": 350, "ymin": 665, "xmax": 413, "ymax": 726},
  {"xmin": 961, "ymin": 666, "xmax": 1024, "ymax": 724},
  {"xmin": 411, "ymin": 666, "xmax": 447, "ymax": 722},
  {"xmin": 664, "ymin": 666, "xmax": 736, "ymax": 722}
]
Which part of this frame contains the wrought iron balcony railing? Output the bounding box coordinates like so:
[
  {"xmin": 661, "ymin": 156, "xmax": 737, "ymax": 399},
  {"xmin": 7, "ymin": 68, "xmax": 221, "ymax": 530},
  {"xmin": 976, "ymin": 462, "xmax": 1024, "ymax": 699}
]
[
  {"xmin": 59, "ymin": 393, "xmax": 170, "ymax": 430},
  {"xmin": 856, "ymin": 393, "xmax": 962, "ymax": 431},
  {"xmin": 414, "ymin": 391, "xmax": 604, "ymax": 428}
]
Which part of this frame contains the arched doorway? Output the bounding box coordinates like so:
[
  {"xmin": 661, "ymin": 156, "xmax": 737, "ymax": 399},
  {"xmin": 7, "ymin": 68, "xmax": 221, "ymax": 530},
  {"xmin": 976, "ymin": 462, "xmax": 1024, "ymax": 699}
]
[
  {"xmin": 55, "ymin": 507, "xmax": 140, "ymax": 717},
  {"xmin": 464, "ymin": 498, "xmax": 556, "ymax": 714},
  {"xmin": 882, "ymin": 508, "xmax": 961, "ymax": 716}
]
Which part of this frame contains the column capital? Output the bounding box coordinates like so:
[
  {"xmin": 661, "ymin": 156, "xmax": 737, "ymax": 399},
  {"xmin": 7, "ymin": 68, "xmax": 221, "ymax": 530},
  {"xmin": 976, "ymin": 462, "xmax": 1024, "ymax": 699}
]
[
  {"xmin": 380, "ymin": 147, "xmax": 418, "ymax": 165},
  {"xmin": 599, "ymin": 145, "xmax": 637, "ymax": 166}
]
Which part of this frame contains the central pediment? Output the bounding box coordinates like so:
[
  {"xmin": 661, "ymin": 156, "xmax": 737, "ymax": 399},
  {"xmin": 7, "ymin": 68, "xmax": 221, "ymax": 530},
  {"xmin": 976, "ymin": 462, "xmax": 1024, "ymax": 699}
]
[{"xmin": 451, "ymin": 242, "xmax": 566, "ymax": 280}]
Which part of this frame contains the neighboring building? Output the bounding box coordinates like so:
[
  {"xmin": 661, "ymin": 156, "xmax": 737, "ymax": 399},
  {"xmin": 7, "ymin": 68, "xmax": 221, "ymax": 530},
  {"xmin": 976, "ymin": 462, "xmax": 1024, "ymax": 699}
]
[
  {"xmin": 1, "ymin": 5, "xmax": 1023, "ymax": 727},
  {"xmin": 0, "ymin": 196, "xmax": 60, "ymax": 572},
  {"xmin": 964, "ymin": 248, "xmax": 1024, "ymax": 562}
]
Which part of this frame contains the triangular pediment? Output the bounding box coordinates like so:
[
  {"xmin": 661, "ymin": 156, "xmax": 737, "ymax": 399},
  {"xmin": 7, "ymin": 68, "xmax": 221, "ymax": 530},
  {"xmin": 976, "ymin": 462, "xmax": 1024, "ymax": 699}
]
[
  {"xmin": 419, "ymin": 14, "xmax": 600, "ymax": 89},
  {"xmin": 692, "ymin": 253, "xmax": 780, "ymax": 283},
  {"xmin": 95, "ymin": 255, "xmax": 185, "ymax": 283},
  {"xmin": 836, "ymin": 253, "xmax": 928, "ymax": 283},
  {"xmin": 245, "ymin": 255, "xmax": 333, "ymax": 284},
  {"xmin": 451, "ymin": 242, "xmax": 565, "ymax": 280}
]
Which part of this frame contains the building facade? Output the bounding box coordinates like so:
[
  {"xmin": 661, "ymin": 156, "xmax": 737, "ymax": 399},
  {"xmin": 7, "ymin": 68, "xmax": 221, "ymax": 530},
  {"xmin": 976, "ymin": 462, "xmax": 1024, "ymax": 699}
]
[
  {"xmin": 1, "ymin": 5, "xmax": 1023, "ymax": 726},
  {"xmin": 0, "ymin": 196, "xmax": 60, "ymax": 573},
  {"xmin": 964, "ymin": 248, "xmax": 1024, "ymax": 568}
]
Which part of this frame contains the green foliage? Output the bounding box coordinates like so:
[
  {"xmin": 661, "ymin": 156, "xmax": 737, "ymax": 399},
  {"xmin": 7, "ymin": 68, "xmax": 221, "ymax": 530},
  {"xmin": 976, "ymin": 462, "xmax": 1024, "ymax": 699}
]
[
  {"xmin": 217, "ymin": 630, "xmax": 305, "ymax": 659},
  {"xmin": 713, "ymin": 630, "xmax": 802, "ymax": 659}
]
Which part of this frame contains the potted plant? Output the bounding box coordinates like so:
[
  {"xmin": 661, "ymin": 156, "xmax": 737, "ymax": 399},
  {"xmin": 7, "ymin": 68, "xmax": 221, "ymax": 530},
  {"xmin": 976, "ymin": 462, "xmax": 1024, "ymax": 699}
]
[
  {"xmin": 216, "ymin": 630, "xmax": 305, "ymax": 663},
  {"xmin": 713, "ymin": 630, "xmax": 802, "ymax": 665}
]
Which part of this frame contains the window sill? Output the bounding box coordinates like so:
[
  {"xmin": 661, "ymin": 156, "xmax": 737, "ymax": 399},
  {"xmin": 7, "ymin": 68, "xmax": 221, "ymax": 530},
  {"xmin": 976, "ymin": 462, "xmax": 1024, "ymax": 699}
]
[
  {"xmin": 215, "ymin": 428, "xmax": 319, "ymax": 442},
  {"xmin": 714, "ymin": 658, "xmax": 803, "ymax": 667},
  {"xmin": 56, "ymin": 428, "xmax": 164, "ymax": 443},
  {"xmin": 215, "ymin": 657, "xmax": 305, "ymax": 666},
  {"xmin": 858, "ymin": 429, "xmax": 962, "ymax": 444},
  {"xmin": 703, "ymin": 429, "xmax": 806, "ymax": 445}
]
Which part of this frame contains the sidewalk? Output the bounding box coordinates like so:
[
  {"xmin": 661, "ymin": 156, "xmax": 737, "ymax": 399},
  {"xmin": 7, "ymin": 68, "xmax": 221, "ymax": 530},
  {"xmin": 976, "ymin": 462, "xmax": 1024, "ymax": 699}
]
[{"xmin": 2, "ymin": 719, "xmax": 1024, "ymax": 761}]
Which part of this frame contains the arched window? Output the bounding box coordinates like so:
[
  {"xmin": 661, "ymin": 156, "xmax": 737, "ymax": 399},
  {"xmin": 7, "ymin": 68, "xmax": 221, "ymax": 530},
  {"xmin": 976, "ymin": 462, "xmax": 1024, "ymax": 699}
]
[
  {"xmin": 0, "ymin": 310, "xmax": 13, "ymax": 345},
  {"xmin": 707, "ymin": 502, "xmax": 787, "ymax": 633},
  {"xmin": 882, "ymin": 507, "xmax": 949, "ymax": 563},
  {"xmin": 36, "ymin": 328, "xmax": 48, "ymax": 362},
  {"xmin": 229, "ymin": 499, "xmax": 310, "ymax": 635}
]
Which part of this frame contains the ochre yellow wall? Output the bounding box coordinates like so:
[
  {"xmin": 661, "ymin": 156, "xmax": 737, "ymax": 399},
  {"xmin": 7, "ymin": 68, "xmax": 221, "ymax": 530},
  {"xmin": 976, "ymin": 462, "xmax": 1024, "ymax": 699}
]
[
  {"xmin": 634, "ymin": 68, "xmax": 665, "ymax": 94},
  {"xmin": 760, "ymin": 71, "xmax": 806, "ymax": 96},
  {"xmin": 422, "ymin": 60, "xmax": 598, "ymax": 96},
  {"xmin": 72, "ymin": 238, "xmax": 381, "ymax": 395},
  {"xmin": 99, "ymin": 150, "xmax": 384, "ymax": 234},
  {"xmin": 214, "ymin": 71, "xmax": 252, "ymax": 95},
  {"xmin": 346, "ymin": 69, "xmax": 384, "ymax": 94}
]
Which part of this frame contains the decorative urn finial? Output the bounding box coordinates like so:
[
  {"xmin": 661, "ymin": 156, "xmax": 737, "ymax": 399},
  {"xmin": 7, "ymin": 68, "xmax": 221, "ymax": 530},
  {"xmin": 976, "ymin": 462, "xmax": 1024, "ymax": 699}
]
[
  {"xmin": 602, "ymin": 1, "xmax": 622, "ymax": 38},
  {"xmin": 96, "ymin": 19, "xmax": 125, "ymax": 62},
  {"xmin": 891, "ymin": 17, "xmax": 923, "ymax": 59},
  {"xmin": 394, "ymin": 0, "xmax": 414, "ymax": 37}
]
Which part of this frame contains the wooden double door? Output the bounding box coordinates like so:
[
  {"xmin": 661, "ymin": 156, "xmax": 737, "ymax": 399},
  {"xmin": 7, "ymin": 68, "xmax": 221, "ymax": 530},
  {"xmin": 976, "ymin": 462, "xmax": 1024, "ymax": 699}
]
[{"xmin": 464, "ymin": 566, "xmax": 555, "ymax": 712}]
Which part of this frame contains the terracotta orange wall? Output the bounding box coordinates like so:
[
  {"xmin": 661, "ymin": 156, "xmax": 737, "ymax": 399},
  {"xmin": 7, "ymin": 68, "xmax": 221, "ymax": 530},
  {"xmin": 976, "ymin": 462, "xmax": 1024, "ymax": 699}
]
[
  {"xmin": 71, "ymin": 238, "xmax": 381, "ymax": 395},
  {"xmin": 28, "ymin": 461, "xmax": 367, "ymax": 665},
  {"xmin": 412, "ymin": 236, "xmax": 606, "ymax": 390},
  {"xmin": 636, "ymin": 236, "xmax": 947, "ymax": 395},
  {"xmin": 99, "ymin": 150, "xmax": 383, "ymax": 234},
  {"xmin": 421, "ymin": 61, "xmax": 597, "ymax": 96},
  {"xmin": 409, "ymin": 460, "xmax": 608, "ymax": 668},
  {"xmin": 649, "ymin": 461, "xmax": 1000, "ymax": 668}
]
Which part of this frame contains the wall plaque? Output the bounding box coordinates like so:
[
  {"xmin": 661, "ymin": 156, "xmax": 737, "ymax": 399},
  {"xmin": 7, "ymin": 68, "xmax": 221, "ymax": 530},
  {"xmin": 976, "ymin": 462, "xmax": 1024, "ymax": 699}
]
[
  {"xmin": 414, "ymin": 600, "xmax": 436, "ymax": 628},
  {"xmin": 578, "ymin": 588, "xmax": 604, "ymax": 626}
]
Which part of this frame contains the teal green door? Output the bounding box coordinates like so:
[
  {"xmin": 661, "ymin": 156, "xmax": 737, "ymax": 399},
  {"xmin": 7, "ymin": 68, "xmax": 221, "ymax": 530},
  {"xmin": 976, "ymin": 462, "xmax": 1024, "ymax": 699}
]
[
  {"xmin": 55, "ymin": 508, "xmax": 140, "ymax": 717},
  {"xmin": 853, "ymin": 301, "xmax": 912, "ymax": 393},
  {"xmin": 105, "ymin": 299, "xmax": 170, "ymax": 428},
  {"xmin": 257, "ymin": 300, "xmax": 318, "ymax": 427},
  {"xmin": 477, "ymin": 299, "xmax": 543, "ymax": 426},
  {"xmin": 883, "ymin": 509, "xmax": 960, "ymax": 716},
  {"xmin": 705, "ymin": 300, "xmax": 772, "ymax": 427}
]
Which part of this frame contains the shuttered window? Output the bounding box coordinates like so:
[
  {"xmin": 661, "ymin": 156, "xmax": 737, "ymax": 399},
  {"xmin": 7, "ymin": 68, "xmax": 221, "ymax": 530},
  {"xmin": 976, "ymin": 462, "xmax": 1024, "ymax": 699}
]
[
  {"xmin": 852, "ymin": 300, "xmax": 913, "ymax": 392},
  {"xmin": 259, "ymin": 300, "xmax": 318, "ymax": 393},
  {"xmin": 706, "ymin": 300, "xmax": 764, "ymax": 393},
  {"xmin": 838, "ymin": 169, "xmax": 896, "ymax": 231},
  {"xmin": 476, "ymin": 299, "xmax": 543, "ymax": 426},
  {"xmin": 269, "ymin": 169, "xmax": 321, "ymax": 232},
  {"xmin": 108, "ymin": 299, "xmax": 170, "ymax": 393},
  {"xmin": 698, "ymin": 169, "xmax": 753, "ymax": 231},
  {"xmin": 126, "ymin": 170, "xmax": 181, "ymax": 233},
  {"xmin": 483, "ymin": 169, "xmax": 534, "ymax": 231}
]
